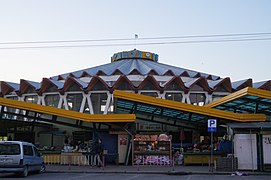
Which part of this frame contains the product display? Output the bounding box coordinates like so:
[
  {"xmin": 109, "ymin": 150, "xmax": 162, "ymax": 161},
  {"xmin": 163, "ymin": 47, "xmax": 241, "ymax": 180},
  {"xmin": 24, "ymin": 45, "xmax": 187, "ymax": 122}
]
[{"xmin": 133, "ymin": 134, "xmax": 172, "ymax": 165}]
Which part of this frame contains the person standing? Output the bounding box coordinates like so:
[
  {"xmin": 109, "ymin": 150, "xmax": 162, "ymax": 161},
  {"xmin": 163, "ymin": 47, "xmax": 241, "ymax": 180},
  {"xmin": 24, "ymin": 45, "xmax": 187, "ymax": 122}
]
[{"xmin": 95, "ymin": 139, "xmax": 104, "ymax": 167}]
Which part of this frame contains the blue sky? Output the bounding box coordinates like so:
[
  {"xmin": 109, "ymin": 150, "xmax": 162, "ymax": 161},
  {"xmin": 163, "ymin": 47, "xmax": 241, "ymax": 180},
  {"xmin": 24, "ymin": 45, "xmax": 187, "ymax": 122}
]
[{"xmin": 0, "ymin": 0, "xmax": 271, "ymax": 83}]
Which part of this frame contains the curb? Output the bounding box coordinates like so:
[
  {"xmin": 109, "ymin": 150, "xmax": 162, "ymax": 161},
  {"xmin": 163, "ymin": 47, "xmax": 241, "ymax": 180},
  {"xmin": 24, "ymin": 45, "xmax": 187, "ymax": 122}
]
[{"xmin": 46, "ymin": 169, "xmax": 271, "ymax": 176}]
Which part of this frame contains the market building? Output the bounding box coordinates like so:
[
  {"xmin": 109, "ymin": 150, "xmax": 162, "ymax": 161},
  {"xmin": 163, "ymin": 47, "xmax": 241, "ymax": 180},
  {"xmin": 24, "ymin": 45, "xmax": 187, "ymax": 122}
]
[{"xmin": 0, "ymin": 49, "xmax": 270, "ymax": 171}]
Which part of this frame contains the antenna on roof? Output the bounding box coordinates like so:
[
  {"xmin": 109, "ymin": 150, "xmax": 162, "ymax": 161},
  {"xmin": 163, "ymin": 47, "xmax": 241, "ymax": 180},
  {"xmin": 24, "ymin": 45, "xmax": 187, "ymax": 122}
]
[{"xmin": 135, "ymin": 34, "xmax": 138, "ymax": 49}]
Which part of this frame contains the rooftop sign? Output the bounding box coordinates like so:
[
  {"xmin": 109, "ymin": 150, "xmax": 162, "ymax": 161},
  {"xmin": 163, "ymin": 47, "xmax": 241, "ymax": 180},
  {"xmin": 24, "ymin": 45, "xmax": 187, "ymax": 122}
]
[{"xmin": 111, "ymin": 49, "xmax": 158, "ymax": 62}]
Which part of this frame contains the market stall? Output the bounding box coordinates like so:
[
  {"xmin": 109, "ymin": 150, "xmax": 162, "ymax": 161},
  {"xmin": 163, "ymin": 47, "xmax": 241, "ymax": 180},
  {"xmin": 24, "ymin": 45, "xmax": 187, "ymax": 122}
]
[{"xmin": 133, "ymin": 134, "xmax": 172, "ymax": 166}]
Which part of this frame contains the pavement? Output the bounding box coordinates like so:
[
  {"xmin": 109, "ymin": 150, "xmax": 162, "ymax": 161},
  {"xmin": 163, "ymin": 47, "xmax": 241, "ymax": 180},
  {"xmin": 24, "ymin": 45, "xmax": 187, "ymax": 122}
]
[{"xmin": 45, "ymin": 164, "xmax": 271, "ymax": 176}]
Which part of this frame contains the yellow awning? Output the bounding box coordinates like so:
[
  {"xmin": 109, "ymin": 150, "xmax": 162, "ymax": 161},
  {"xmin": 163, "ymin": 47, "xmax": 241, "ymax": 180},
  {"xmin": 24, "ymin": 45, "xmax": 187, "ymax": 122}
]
[
  {"xmin": 0, "ymin": 97, "xmax": 135, "ymax": 123},
  {"xmin": 114, "ymin": 90, "xmax": 266, "ymax": 122}
]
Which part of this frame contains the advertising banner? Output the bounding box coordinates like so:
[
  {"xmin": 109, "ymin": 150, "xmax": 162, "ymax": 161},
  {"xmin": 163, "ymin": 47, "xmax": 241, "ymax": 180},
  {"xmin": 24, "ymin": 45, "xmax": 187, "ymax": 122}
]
[{"xmin": 263, "ymin": 135, "xmax": 271, "ymax": 164}]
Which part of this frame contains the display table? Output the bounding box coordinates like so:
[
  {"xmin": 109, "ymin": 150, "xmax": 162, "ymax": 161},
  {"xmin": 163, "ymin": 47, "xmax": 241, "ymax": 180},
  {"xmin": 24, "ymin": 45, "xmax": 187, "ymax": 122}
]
[{"xmin": 183, "ymin": 152, "xmax": 222, "ymax": 166}]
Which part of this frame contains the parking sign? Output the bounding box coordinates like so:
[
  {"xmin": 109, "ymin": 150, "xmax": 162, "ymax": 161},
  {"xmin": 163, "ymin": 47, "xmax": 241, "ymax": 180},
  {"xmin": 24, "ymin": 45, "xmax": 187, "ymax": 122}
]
[{"xmin": 208, "ymin": 119, "xmax": 217, "ymax": 132}]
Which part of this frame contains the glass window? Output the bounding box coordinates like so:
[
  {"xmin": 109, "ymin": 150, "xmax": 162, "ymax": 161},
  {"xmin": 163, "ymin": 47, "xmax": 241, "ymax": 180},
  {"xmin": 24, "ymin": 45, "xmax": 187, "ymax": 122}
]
[
  {"xmin": 46, "ymin": 86, "xmax": 58, "ymax": 92},
  {"xmin": 33, "ymin": 147, "xmax": 39, "ymax": 156},
  {"xmin": 189, "ymin": 93, "xmax": 206, "ymax": 106},
  {"xmin": 140, "ymin": 92, "xmax": 158, "ymax": 97},
  {"xmin": 116, "ymin": 81, "xmax": 132, "ymax": 90},
  {"xmin": 67, "ymin": 94, "xmax": 83, "ymax": 111},
  {"xmin": 44, "ymin": 94, "xmax": 60, "ymax": 107},
  {"xmin": 165, "ymin": 82, "xmax": 180, "ymax": 90},
  {"xmin": 23, "ymin": 145, "xmax": 33, "ymax": 156},
  {"xmin": 68, "ymin": 84, "xmax": 81, "ymax": 91},
  {"xmin": 83, "ymin": 101, "xmax": 90, "ymax": 114},
  {"xmin": 165, "ymin": 93, "xmax": 183, "ymax": 102},
  {"xmin": 140, "ymin": 82, "xmax": 156, "ymax": 90},
  {"xmin": 6, "ymin": 96, "xmax": 18, "ymax": 119},
  {"xmin": 25, "ymin": 95, "xmax": 38, "ymax": 104},
  {"xmin": 7, "ymin": 96, "xmax": 18, "ymax": 100},
  {"xmin": 0, "ymin": 144, "xmax": 20, "ymax": 155},
  {"xmin": 90, "ymin": 93, "xmax": 108, "ymax": 114},
  {"xmin": 107, "ymin": 104, "xmax": 114, "ymax": 114},
  {"xmin": 92, "ymin": 81, "xmax": 107, "ymax": 91}
]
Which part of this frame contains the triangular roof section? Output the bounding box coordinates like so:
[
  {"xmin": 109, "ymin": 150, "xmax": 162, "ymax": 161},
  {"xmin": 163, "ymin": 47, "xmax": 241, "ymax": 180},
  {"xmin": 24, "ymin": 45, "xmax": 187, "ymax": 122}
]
[
  {"xmin": 232, "ymin": 79, "xmax": 252, "ymax": 91},
  {"xmin": 208, "ymin": 77, "xmax": 232, "ymax": 92},
  {"xmin": 153, "ymin": 76, "xmax": 173, "ymax": 87},
  {"xmin": 192, "ymin": 72, "xmax": 202, "ymax": 78},
  {"xmin": 0, "ymin": 81, "xmax": 20, "ymax": 96},
  {"xmin": 162, "ymin": 70, "xmax": 175, "ymax": 76},
  {"xmin": 163, "ymin": 76, "xmax": 188, "ymax": 93},
  {"xmin": 253, "ymin": 80, "xmax": 271, "ymax": 91},
  {"xmin": 126, "ymin": 75, "xmax": 145, "ymax": 87},
  {"xmin": 53, "ymin": 75, "xmax": 64, "ymax": 81},
  {"xmin": 112, "ymin": 75, "xmax": 136, "ymax": 91},
  {"xmin": 137, "ymin": 75, "xmax": 161, "ymax": 91},
  {"xmin": 58, "ymin": 73, "xmax": 70, "ymax": 80},
  {"xmin": 19, "ymin": 79, "xmax": 41, "ymax": 95},
  {"xmin": 206, "ymin": 75, "xmax": 219, "ymax": 80},
  {"xmin": 112, "ymin": 69, "xmax": 123, "ymax": 75},
  {"xmin": 6, "ymin": 82, "xmax": 20, "ymax": 91},
  {"xmin": 96, "ymin": 70, "xmax": 107, "ymax": 76},
  {"xmin": 185, "ymin": 77, "xmax": 211, "ymax": 93},
  {"xmin": 86, "ymin": 75, "xmax": 110, "ymax": 91},
  {"xmin": 99, "ymin": 75, "xmax": 120, "ymax": 87},
  {"xmin": 63, "ymin": 76, "xmax": 88, "ymax": 92},
  {"xmin": 148, "ymin": 69, "xmax": 159, "ymax": 76},
  {"xmin": 179, "ymin": 71, "xmax": 190, "ymax": 77},
  {"xmin": 80, "ymin": 71, "xmax": 91, "ymax": 78},
  {"xmin": 128, "ymin": 69, "xmax": 141, "ymax": 75},
  {"xmin": 39, "ymin": 78, "xmax": 64, "ymax": 94}
]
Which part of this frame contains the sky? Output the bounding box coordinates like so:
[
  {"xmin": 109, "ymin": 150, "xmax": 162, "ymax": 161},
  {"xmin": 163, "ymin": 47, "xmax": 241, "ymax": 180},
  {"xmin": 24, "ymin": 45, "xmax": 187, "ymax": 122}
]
[{"xmin": 0, "ymin": 0, "xmax": 271, "ymax": 84}]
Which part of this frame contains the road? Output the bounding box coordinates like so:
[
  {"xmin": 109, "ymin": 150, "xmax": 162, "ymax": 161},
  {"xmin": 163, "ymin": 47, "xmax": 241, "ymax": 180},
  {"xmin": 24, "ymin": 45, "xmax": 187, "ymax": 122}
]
[{"xmin": 0, "ymin": 173, "xmax": 270, "ymax": 180}]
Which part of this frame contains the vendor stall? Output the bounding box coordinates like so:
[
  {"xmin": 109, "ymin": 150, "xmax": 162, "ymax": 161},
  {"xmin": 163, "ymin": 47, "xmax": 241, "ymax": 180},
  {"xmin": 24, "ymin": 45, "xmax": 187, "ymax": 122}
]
[{"xmin": 133, "ymin": 134, "xmax": 172, "ymax": 166}]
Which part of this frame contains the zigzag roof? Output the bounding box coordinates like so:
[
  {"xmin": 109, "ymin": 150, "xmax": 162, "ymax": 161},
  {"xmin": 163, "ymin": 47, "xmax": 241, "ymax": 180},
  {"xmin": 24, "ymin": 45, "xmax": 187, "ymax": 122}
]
[
  {"xmin": 50, "ymin": 53, "xmax": 221, "ymax": 81},
  {"xmin": 0, "ymin": 50, "xmax": 270, "ymax": 96}
]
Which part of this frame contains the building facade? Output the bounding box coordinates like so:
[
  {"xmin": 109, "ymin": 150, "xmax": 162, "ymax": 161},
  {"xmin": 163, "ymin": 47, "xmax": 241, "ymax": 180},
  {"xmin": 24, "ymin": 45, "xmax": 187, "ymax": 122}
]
[{"xmin": 0, "ymin": 49, "xmax": 270, "ymax": 166}]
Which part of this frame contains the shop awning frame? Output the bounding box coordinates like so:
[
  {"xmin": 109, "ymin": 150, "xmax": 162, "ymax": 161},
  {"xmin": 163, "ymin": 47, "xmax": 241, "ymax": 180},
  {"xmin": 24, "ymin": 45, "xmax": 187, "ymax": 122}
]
[
  {"xmin": 205, "ymin": 87, "xmax": 271, "ymax": 115},
  {"xmin": 113, "ymin": 90, "xmax": 266, "ymax": 124}
]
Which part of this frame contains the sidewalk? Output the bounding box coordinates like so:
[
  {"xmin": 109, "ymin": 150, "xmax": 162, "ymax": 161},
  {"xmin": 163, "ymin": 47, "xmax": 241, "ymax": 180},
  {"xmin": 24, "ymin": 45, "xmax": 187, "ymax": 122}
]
[{"xmin": 45, "ymin": 164, "xmax": 271, "ymax": 175}]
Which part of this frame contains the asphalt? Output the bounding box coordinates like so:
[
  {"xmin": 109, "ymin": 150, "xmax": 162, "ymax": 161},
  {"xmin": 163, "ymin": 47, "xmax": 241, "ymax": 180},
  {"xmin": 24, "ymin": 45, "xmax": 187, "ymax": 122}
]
[{"xmin": 45, "ymin": 164, "xmax": 271, "ymax": 176}]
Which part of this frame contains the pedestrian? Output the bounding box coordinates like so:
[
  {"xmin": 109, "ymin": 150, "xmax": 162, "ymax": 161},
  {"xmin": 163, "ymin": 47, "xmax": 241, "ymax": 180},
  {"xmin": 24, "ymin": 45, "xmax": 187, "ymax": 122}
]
[{"xmin": 95, "ymin": 138, "xmax": 104, "ymax": 167}]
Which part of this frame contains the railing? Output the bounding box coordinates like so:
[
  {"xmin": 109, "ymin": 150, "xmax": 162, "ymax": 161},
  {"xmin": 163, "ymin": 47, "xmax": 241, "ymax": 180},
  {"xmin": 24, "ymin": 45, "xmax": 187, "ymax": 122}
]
[
  {"xmin": 43, "ymin": 154, "xmax": 61, "ymax": 165},
  {"xmin": 43, "ymin": 152, "xmax": 105, "ymax": 166}
]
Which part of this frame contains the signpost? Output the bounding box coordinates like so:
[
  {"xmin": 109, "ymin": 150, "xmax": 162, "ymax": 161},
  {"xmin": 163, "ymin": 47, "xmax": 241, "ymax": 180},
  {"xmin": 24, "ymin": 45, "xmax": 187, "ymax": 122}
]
[{"xmin": 208, "ymin": 119, "xmax": 217, "ymax": 172}]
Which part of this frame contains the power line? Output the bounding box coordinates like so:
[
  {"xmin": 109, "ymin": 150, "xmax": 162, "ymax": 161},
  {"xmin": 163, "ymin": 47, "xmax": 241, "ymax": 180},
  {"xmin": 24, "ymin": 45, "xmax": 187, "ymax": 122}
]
[
  {"xmin": 0, "ymin": 32, "xmax": 271, "ymax": 45},
  {"xmin": 0, "ymin": 37, "xmax": 271, "ymax": 50}
]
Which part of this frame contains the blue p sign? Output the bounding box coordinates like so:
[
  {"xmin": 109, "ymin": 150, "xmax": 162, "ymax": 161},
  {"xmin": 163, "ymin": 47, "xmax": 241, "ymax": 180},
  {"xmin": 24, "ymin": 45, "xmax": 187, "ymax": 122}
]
[{"xmin": 208, "ymin": 119, "xmax": 217, "ymax": 132}]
